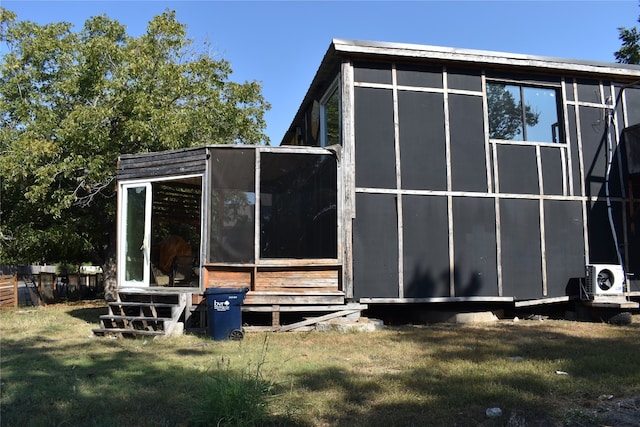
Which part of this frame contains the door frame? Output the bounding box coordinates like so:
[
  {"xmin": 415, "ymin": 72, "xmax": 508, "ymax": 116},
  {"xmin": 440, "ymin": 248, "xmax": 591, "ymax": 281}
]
[{"xmin": 118, "ymin": 182, "xmax": 153, "ymax": 288}]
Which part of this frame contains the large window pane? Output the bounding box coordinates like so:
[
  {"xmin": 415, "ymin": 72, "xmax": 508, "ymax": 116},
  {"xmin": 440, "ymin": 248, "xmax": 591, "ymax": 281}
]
[
  {"xmin": 488, "ymin": 82, "xmax": 562, "ymax": 143},
  {"xmin": 125, "ymin": 186, "xmax": 147, "ymax": 281},
  {"xmin": 260, "ymin": 153, "xmax": 337, "ymax": 259},
  {"xmin": 209, "ymin": 149, "xmax": 255, "ymax": 263},
  {"xmin": 322, "ymin": 85, "xmax": 341, "ymax": 146},
  {"xmin": 523, "ymin": 86, "xmax": 561, "ymax": 143}
]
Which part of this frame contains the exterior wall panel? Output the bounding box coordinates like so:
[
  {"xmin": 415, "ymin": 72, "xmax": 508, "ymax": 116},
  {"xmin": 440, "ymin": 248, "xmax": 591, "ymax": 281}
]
[
  {"xmin": 580, "ymin": 106, "xmax": 608, "ymax": 199},
  {"xmin": 544, "ymin": 200, "xmax": 585, "ymax": 297},
  {"xmin": 396, "ymin": 64, "xmax": 443, "ymax": 88},
  {"xmin": 453, "ymin": 197, "xmax": 498, "ymax": 297},
  {"xmin": 567, "ymin": 105, "xmax": 583, "ymax": 196},
  {"xmin": 398, "ymin": 91, "xmax": 447, "ymax": 190},
  {"xmin": 496, "ymin": 145, "xmax": 539, "ymax": 194},
  {"xmin": 588, "ymin": 200, "xmax": 619, "ymax": 264},
  {"xmin": 354, "ymin": 87, "xmax": 396, "ymax": 189},
  {"xmin": 447, "ymin": 68, "xmax": 482, "ymax": 92},
  {"xmin": 577, "ymin": 79, "xmax": 603, "ymax": 104},
  {"xmin": 449, "ymin": 94, "xmax": 487, "ymax": 192},
  {"xmin": 353, "ymin": 193, "xmax": 399, "ymax": 299},
  {"xmin": 500, "ymin": 198, "xmax": 543, "ymax": 299},
  {"xmin": 403, "ymin": 195, "xmax": 450, "ymax": 298},
  {"xmin": 626, "ymin": 88, "xmax": 640, "ymax": 125},
  {"xmin": 541, "ymin": 147, "xmax": 565, "ymax": 196},
  {"xmin": 353, "ymin": 61, "xmax": 392, "ymax": 84}
]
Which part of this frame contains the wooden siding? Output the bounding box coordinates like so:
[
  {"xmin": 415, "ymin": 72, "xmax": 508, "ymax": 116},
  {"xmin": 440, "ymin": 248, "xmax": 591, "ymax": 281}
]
[
  {"xmin": 201, "ymin": 264, "xmax": 343, "ymax": 305},
  {"xmin": 0, "ymin": 274, "xmax": 18, "ymax": 311},
  {"xmin": 118, "ymin": 147, "xmax": 207, "ymax": 181}
]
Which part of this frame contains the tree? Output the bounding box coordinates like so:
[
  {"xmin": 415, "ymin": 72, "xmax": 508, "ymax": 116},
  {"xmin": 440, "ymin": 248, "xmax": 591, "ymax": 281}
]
[
  {"xmin": 615, "ymin": 18, "xmax": 640, "ymax": 64},
  {"xmin": 0, "ymin": 9, "xmax": 270, "ymax": 284}
]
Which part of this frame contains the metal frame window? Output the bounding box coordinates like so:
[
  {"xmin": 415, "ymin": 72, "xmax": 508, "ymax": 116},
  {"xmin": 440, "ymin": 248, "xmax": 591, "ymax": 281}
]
[
  {"xmin": 487, "ymin": 82, "xmax": 563, "ymax": 143},
  {"xmin": 320, "ymin": 77, "xmax": 341, "ymax": 147}
]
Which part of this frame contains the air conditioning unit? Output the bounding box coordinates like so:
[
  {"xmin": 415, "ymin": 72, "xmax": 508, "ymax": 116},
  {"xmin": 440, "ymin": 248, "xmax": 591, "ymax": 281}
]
[{"xmin": 584, "ymin": 264, "xmax": 625, "ymax": 297}]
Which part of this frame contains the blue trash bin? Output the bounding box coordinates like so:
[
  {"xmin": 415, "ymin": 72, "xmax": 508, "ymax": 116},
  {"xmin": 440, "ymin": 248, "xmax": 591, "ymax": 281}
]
[{"xmin": 204, "ymin": 287, "xmax": 249, "ymax": 340}]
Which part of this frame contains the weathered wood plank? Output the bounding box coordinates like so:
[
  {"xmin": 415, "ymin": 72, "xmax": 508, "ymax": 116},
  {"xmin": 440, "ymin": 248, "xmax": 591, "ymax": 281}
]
[
  {"xmin": 241, "ymin": 303, "xmax": 367, "ymax": 312},
  {"xmin": 244, "ymin": 293, "xmax": 344, "ymax": 305},
  {"xmin": 254, "ymin": 269, "xmax": 339, "ymax": 291},
  {"xmin": 0, "ymin": 273, "xmax": 18, "ymax": 311},
  {"xmin": 92, "ymin": 328, "xmax": 164, "ymax": 336},
  {"xmin": 278, "ymin": 309, "xmax": 360, "ymax": 332}
]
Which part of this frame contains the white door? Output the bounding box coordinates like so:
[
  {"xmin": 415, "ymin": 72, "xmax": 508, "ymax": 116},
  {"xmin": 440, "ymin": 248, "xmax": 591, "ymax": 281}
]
[{"xmin": 119, "ymin": 183, "xmax": 152, "ymax": 287}]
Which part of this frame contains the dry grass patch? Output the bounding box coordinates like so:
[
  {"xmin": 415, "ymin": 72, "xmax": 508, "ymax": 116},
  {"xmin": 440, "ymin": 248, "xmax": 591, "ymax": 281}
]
[{"xmin": 1, "ymin": 302, "xmax": 640, "ymax": 426}]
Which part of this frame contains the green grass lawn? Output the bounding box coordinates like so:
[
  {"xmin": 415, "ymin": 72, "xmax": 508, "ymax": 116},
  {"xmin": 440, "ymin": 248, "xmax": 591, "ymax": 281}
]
[{"xmin": 1, "ymin": 301, "xmax": 639, "ymax": 426}]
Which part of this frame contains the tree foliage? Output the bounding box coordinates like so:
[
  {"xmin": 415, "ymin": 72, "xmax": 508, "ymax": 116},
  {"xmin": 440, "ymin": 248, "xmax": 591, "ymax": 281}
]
[
  {"xmin": 615, "ymin": 18, "xmax": 640, "ymax": 64},
  {"xmin": 0, "ymin": 8, "xmax": 270, "ymax": 265}
]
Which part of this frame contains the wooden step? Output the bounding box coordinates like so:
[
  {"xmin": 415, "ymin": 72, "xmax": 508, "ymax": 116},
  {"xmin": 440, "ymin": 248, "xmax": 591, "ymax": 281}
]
[
  {"xmin": 109, "ymin": 301, "xmax": 178, "ymax": 308},
  {"xmin": 95, "ymin": 290, "xmax": 188, "ymax": 338},
  {"xmin": 100, "ymin": 314, "xmax": 172, "ymax": 322},
  {"xmin": 92, "ymin": 328, "xmax": 164, "ymax": 336}
]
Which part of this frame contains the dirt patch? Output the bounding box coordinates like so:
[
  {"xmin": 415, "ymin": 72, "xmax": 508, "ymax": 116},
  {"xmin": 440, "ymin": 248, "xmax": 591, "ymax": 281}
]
[{"xmin": 594, "ymin": 396, "xmax": 640, "ymax": 427}]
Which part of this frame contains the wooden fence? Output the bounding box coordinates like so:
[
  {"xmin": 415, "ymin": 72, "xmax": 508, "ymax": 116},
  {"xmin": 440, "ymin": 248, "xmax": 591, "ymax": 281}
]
[{"xmin": 0, "ymin": 273, "xmax": 18, "ymax": 311}]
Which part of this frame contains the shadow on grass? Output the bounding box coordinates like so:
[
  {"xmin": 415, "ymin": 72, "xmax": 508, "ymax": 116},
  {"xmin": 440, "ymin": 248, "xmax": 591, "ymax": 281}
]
[
  {"xmin": 68, "ymin": 305, "xmax": 107, "ymax": 324},
  {"xmin": 4, "ymin": 306, "xmax": 640, "ymax": 427},
  {"xmin": 290, "ymin": 323, "xmax": 640, "ymax": 426},
  {"xmin": 0, "ymin": 335, "xmax": 307, "ymax": 426}
]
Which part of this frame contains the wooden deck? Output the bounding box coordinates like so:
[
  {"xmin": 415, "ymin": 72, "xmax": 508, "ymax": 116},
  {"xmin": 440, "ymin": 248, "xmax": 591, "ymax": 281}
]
[{"xmin": 96, "ymin": 261, "xmax": 368, "ymax": 336}]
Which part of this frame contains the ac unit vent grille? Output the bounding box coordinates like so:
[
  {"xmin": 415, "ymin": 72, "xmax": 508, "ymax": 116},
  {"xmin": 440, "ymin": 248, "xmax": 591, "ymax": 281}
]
[{"xmin": 585, "ymin": 264, "xmax": 624, "ymax": 297}]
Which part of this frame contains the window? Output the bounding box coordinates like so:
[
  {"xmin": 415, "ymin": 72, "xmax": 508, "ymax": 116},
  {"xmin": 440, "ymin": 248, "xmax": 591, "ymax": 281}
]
[
  {"xmin": 487, "ymin": 82, "xmax": 562, "ymax": 143},
  {"xmin": 320, "ymin": 78, "xmax": 341, "ymax": 146}
]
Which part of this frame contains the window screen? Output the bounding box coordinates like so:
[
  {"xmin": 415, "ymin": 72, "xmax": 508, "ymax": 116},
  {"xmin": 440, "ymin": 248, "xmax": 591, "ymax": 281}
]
[
  {"xmin": 209, "ymin": 149, "xmax": 255, "ymax": 263},
  {"xmin": 260, "ymin": 153, "xmax": 337, "ymax": 259}
]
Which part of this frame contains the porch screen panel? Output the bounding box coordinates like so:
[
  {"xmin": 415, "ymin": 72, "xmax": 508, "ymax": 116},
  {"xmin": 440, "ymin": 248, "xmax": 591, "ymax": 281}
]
[
  {"xmin": 354, "ymin": 87, "xmax": 396, "ymax": 189},
  {"xmin": 398, "ymin": 91, "xmax": 447, "ymax": 190},
  {"xmin": 260, "ymin": 153, "xmax": 337, "ymax": 259},
  {"xmin": 453, "ymin": 197, "xmax": 498, "ymax": 297},
  {"xmin": 500, "ymin": 198, "xmax": 543, "ymax": 299},
  {"xmin": 403, "ymin": 195, "xmax": 449, "ymax": 298},
  {"xmin": 209, "ymin": 149, "xmax": 255, "ymax": 263},
  {"xmin": 353, "ymin": 193, "xmax": 398, "ymax": 299}
]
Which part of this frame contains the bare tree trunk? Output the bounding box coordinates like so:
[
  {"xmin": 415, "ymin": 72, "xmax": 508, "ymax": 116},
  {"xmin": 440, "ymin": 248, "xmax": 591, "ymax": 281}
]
[{"xmin": 102, "ymin": 231, "xmax": 117, "ymax": 301}]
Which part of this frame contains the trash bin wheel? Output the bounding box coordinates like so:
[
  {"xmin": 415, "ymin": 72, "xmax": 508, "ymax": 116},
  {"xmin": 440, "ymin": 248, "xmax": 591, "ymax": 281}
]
[{"xmin": 229, "ymin": 329, "xmax": 244, "ymax": 340}]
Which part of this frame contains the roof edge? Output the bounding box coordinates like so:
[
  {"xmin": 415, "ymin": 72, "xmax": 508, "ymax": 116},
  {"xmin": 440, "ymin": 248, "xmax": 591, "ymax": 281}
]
[{"xmin": 331, "ymin": 38, "xmax": 640, "ymax": 77}]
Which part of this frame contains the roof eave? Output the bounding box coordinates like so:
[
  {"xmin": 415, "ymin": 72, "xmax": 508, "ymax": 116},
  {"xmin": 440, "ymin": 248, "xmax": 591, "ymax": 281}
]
[{"xmin": 332, "ymin": 38, "xmax": 640, "ymax": 78}]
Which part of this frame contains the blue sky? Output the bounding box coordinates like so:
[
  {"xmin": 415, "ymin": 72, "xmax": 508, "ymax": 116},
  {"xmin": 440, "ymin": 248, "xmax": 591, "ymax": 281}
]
[{"xmin": 3, "ymin": 1, "xmax": 639, "ymax": 145}]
